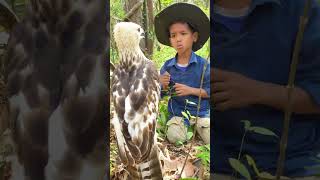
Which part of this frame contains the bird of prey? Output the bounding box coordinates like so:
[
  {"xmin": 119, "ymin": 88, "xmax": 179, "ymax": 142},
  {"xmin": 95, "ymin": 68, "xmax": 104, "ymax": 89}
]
[
  {"xmin": 111, "ymin": 22, "xmax": 162, "ymax": 180},
  {"xmin": 4, "ymin": 0, "xmax": 108, "ymax": 179}
]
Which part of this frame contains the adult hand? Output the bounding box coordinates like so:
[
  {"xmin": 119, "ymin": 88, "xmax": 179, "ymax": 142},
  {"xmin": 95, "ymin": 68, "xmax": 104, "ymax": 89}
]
[{"xmin": 212, "ymin": 68, "xmax": 263, "ymax": 111}]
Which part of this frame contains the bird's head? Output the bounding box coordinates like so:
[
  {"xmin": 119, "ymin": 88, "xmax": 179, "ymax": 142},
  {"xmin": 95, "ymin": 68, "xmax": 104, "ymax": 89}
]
[{"xmin": 113, "ymin": 22, "xmax": 145, "ymax": 53}]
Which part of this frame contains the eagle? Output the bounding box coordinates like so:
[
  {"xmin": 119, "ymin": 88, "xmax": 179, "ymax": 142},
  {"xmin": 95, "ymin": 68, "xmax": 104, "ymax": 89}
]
[
  {"xmin": 112, "ymin": 22, "xmax": 162, "ymax": 180},
  {"xmin": 4, "ymin": 0, "xmax": 108, "ymax": 179}
]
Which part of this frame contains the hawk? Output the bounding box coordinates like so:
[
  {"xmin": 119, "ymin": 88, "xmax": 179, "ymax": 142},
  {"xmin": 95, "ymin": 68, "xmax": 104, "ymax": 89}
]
[
  {"xmin": 4, "ymin": 0, "xmax": 108, "ymax": 179},
  {"xmin": 112, "ymin": 22, "xmax": 162, "ymax": 180}
]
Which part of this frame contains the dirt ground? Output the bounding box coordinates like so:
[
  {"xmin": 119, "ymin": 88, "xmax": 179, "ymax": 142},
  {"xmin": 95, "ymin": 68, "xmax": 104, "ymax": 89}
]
[{"xmin": 110, "ymin": 125, "xmax": 210, "ymax": 180}]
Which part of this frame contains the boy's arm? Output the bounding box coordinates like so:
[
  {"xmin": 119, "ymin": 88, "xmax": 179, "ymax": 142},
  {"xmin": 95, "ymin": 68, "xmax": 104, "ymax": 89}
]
[
  {"xmin": 174, "ymin": 62, "xmax": 210, "ymax": 98},
  {"xmin": 190, "ymin": 87, "xmax": 209, "ymax": 98},
  {"xmin": 173, "ymin": 83, "xmax": 209, "ymax": 98}
]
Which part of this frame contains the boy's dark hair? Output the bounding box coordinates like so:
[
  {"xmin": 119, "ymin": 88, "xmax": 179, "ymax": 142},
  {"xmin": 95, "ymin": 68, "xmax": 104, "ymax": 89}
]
[{"xmin": 167, "ymin": 20, "xmax": 197, "ymax": 37}]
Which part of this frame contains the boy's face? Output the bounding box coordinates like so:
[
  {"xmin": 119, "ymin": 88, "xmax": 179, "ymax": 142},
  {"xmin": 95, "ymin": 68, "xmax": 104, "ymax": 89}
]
[{"xmin": 169, "ymin": 22, "xmax": 198, "ymax": 54}]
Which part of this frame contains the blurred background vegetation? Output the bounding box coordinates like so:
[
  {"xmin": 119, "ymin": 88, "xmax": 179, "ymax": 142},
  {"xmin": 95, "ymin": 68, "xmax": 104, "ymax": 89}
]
[
  {"xmin": 0, "ymin": 0, "xmax": 28, "ymax": 30},
  {"xmin": 0, "ymin": 0, "xmax": 28, "ymax": 55}
]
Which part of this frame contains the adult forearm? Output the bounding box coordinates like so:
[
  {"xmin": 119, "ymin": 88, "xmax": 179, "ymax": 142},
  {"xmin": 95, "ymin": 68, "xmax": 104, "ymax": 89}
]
[
  {"xmin": 255, "ymin": 81, "xmax": 320, "ymax": 114},
  {"xmin": 190, "ymin": 87, "xmax": 209, "ymax": 98}
]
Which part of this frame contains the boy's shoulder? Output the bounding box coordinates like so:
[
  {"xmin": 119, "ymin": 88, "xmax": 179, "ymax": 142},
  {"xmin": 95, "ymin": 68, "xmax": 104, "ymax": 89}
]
[
  {"xmin": 162, "ymin": 53, "xmax": 209, "ymax": 68},
  {"xmin": 162, "ymin": 57, "xmax": 176, "ymax": 68},
  {"xmin": 194, "ymin": 54, "xmax": 210, "ymax": 66}
]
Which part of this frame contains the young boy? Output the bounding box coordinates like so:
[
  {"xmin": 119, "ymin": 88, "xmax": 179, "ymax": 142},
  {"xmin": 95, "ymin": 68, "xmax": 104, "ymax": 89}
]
[
  {"xmin": 154, "ymin": 3, "xmax": 210, "ymax": 144},
  {"xmin": 212, "ymin": 0, "xmax": 320, "ymax": 179}
]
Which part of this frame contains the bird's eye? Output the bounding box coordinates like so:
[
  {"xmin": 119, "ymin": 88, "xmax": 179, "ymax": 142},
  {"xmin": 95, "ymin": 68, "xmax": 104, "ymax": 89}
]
[{"xmin": 138, "ymin": 28, "xmax": 141, "ymax": 32}]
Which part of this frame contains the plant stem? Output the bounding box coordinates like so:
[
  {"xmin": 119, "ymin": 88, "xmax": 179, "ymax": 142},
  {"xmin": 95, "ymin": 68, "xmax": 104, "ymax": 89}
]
[
  {"xmin": 238, "ymin": 131, "xmax": 247, "ymax": 161},
  {"xmin": 231, "ymin": 130, "xmax": 247, "ymax": 180},
  {"xmin": 178, "ymin": 55, "xmax": 209, "ymax": 178},
  {"xmin": 275, "ymin": 0, "xmax": 311, "ymax": 179}
]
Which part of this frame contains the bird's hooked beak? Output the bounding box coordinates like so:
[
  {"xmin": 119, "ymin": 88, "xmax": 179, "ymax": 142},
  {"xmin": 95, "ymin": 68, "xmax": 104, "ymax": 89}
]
[{"xmin": 140, "ymin": 31, "xmax": 145, "ymax": 39}]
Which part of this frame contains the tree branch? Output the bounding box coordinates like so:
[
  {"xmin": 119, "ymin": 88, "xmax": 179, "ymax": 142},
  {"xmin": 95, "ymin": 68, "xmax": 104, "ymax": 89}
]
[{"xmin": 123, "ymin": 0, "xmax": 143, "ymax": 21}]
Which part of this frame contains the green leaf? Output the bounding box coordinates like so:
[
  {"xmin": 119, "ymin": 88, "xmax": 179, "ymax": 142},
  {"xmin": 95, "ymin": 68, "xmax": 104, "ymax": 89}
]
[
  {"xmin": 186, "ymin": 110, "xmax": 196, "ymax": 119},
  {"xmin": 187, "ymin": 125, "xmax": 194, "ymax": 133},
  {"xmin": 311, "ymin": 157, "xmax": 320, "ymax": 163},
  {"xmin": 181, "ymin": 111, "xmax": 189, "ymax": 120},
  {"xmin": 245, "ymin": 154, "xmax": 260, "ymax": 175},
  {"xmin": 187, "ymin": 131, "xmax": 193, "ymax": 140},
  {"xmin": 175, "ymin": 140, "xmax": 184, "ymax": 146},
  {"xmin": 248, "ymin": 127, "xmax": 278, "ymax": 138},
  {"xmin": 196, "ymin": 144, "xmax": 210, "ymax": 168},
  {"xmin": 171, "ymin": 92, "xmax": 178, "ymax": 97},
  {"xmin": 241, "ymin": 120, "xmax": 251, "ymax": 131},
  {"xmin": 228, "ymin": 158, "xmax": 251, "ymax": 180},
  {"xmin": 258, "ymin": 172, "xmax": 277, "ymax": 179},
  {"xmin": 197, "ymin": 155, "xmax": 209, "ymax": 166},
  {"xmin": 245, "ymin": 154, "xmax": 255, "ymax": 166},
  {"xmin": 195, "ymin": 146, "xmax": 205, "ymax": 151},
  {"xmin": 186, "ymin": 100, "xmax": 197, "ymax": 106},
  {"xmin": 186, "ymin": 110, "xmax": 192, "ymax": 118}
]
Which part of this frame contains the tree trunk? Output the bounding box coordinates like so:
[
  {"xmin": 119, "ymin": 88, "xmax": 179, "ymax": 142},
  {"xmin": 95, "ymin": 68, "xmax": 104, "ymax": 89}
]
[
  {"xmin": 124, "ymin": 0, "xmax": 147, "ymax": 54},
  {"xmin": 146, "ymin": 0, "xmax": 154, "ymax": 56}
]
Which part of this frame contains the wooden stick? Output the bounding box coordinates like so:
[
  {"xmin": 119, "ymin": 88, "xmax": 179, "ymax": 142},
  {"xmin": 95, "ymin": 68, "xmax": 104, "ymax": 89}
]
[
  {"xmin": 275, "ymin": 0, "xmax": 312, "ymax": 179},
  {"xmin": 178, "ymin": 55, "xmax": 209, "ymax": 178}
]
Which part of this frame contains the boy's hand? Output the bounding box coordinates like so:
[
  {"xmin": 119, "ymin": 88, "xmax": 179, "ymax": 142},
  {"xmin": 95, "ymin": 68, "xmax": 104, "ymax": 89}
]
[
  {"xmin": 212, "ymin": 68, "xmax": 263, "ymax": 111},
  {"xmin": 160, "ymin": 71, "xmax": 170, "ymax": 90},
  {"xmin": 174, "ymin": 83, "xmax": 194, "ymax": 96}
]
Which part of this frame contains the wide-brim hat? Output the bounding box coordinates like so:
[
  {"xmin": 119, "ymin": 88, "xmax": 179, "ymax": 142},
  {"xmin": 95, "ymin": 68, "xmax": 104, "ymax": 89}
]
[
  {"xmin": 0, "ymin": 0, "xmax": 19, "ymax": 30},
  {"xmin": 154, "ymin": 3, "xmax": 209, "ymax": 52}
]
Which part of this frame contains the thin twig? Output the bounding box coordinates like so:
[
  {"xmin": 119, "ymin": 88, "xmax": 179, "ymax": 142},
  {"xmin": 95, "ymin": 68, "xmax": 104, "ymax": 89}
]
[
  {"xmin": 178, "ymin": 55, "xmax": 209, "ymax": 178},
  {"xmin": 275, "ymin": 0, "xmax": 311, "ymax": 179}
]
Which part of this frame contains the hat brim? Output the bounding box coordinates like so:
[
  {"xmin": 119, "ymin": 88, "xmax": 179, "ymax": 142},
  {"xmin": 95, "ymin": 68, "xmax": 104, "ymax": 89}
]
[{"xmin": 154, "ymin": 3, "xmax": 209, "ymax": 52}]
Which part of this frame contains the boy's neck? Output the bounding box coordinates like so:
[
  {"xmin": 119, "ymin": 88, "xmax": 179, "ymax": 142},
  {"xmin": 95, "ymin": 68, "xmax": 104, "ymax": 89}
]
[
  {"xmin": 177, "ymin": 50, "xmax": 192, "ymax": 65},
  {"xmin": 215, "ymin": 0, "xmax": 251, "ymax": 9}
]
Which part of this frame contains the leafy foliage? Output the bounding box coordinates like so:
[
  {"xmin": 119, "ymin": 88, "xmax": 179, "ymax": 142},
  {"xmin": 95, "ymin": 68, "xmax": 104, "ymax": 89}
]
[
  {"xmin": 157, "ymin": 97, "xmax": 170, "ymax": 139},
  {"xmin": 195, "ymin": 144, "xmax": 210, "ymax": 167},
  {"xmin": 229, "ymin": 158, "xmax": 252, "ymax": 180},
  {"xmin": 229, "ymin": 120, "xmax": 279, "ymax": 179}
]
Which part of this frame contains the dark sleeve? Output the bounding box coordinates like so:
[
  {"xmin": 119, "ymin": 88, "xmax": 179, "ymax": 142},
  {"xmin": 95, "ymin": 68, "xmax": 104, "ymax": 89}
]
[{"xmin": 296, "ymin": 0, "xmax": 320, "ymax": 106}]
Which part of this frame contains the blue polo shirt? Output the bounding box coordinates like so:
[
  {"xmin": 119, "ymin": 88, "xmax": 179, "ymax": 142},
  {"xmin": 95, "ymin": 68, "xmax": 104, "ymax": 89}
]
[
  {"xmin": 160, "ymin": 52, "xmax": 210, "ymax": 122},
  {"xmin": 212, "ymin": 0, "xmax": 320, "ymax": 177}
]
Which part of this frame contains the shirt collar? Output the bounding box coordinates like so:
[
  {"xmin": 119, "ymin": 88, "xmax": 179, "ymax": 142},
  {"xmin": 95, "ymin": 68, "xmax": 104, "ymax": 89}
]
[
  {"xmin": 250, "ymin": 0, "xmax": 281, "ymax": 10},
  {"xmin": 167, "ymin": 51, "xmax": 198, "ymax": 67},
  {"xmin": 213, "ymin": 0, "xmax": 281, "ymax": 18}
]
